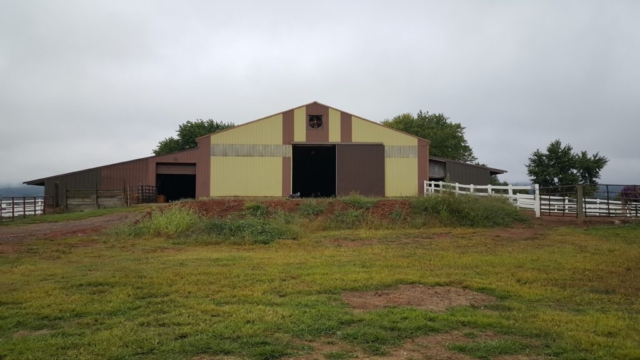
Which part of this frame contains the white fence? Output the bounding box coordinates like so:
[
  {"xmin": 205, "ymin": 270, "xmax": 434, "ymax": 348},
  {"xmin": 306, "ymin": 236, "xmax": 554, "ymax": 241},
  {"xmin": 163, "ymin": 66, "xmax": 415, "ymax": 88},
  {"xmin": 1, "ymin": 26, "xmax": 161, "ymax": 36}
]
[
  {"xmin": 425, "ymin": 181, "xmax": 541, "ymax": 217},
  {"xmin": 0, "ymin": 197, "xmax": 48, "ymax": 220},
  {"xmin": 425, "ymin": 181, "xmax": 640, "ymax": 218},
  {"xmin": 538, "ymin": 195, "xmax": 640, "ymax": 217}
]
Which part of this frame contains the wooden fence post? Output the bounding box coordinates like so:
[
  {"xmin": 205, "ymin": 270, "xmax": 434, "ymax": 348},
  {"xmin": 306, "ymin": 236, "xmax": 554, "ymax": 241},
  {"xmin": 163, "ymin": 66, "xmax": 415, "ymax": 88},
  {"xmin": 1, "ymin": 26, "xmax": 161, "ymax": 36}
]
[{"xmin": 95, "ymin": 182, "xmax": 99, "ymax": 209}]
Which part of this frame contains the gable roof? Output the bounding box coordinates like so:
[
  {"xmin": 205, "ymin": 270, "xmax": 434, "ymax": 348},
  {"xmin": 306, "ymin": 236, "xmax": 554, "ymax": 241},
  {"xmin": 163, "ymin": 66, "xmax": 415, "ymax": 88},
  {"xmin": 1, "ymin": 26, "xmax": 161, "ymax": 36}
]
[{"xmin": 197, "ymin": 101, "xmax": 430, "ymax": 144}]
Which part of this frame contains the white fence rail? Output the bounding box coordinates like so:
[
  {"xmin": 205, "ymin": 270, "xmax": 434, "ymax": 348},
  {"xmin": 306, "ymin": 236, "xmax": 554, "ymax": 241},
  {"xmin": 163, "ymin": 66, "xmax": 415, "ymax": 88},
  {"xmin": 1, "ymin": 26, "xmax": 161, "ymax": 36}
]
[
  {"xmin": 424, "ymin": 181, "xmax": 640, "ymax": 218},
  {"xmin": 0, "ymin": 197, "xmax": 48, "ymax": 220},
  {"xmin": 425, "ymin": 181, "xmax": 540, "ymax": 217}
]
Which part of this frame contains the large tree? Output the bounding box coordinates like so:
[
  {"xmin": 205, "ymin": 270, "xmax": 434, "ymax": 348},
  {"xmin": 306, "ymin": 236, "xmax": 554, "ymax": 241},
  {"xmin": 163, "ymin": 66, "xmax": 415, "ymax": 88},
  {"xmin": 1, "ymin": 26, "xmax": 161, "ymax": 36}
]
[
  {"xmin": 526, "ymin": 140, "xmax": 608, "ymax": 195},
  {"xmin": 153, "ymin": 119, "xmax": 235, "ymax": 155},
  {"xmin": 382, "ymin": 111, "xmax": 477, "ymax": 163}
]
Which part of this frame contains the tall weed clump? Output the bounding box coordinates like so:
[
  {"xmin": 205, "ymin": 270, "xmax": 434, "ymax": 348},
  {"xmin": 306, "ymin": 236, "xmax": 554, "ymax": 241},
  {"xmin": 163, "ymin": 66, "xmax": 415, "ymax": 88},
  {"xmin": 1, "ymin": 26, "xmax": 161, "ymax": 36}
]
[
  {"xmin": 298, "ymin": 199, "xmax": 329, "ymax": 217},
  {"xmin": 411, "ymin": 193, "xmax": 528, "ymax": 227},
  {"xmin": 114, "ymin": 206, "xmax": 202, "ymax": 237},
  {"xmin": 341, "ymin": 193, "xmax": 377, "ymax": 210}
]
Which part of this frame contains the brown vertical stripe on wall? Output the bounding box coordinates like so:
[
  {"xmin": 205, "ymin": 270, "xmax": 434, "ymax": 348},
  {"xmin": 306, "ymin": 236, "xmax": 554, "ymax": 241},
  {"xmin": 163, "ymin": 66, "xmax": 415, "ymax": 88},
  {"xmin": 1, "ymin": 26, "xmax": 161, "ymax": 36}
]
[
  {"xmin": 282, "ymin": 157, "xmax": 291, "ymax": 197},
  {"xmin": 418, "ymin": 138, "xmax": 429, "ymax": 195},
  {"xmin": 305, "ymin": 103, "xmax": 329, "ymax": 142},
  {"xmin": 196, "ymin": 136, "xmax": 211, "ymax": 198},
  {"xmin": 336, "ymin": 144, "xmax": 385, "ymax": 197},
  {"xmin": 340, "ymin": 112, "xmax": 352, "ymax": 142},
  {"xmin": 282, "ymin": 110, "xmax": 294, "ymax": 144}
]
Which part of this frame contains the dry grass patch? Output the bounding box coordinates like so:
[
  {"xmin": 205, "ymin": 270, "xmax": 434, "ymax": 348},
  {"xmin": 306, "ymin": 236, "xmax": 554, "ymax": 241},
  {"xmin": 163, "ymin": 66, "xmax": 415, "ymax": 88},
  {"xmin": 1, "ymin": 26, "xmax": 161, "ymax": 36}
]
[{"xmin": 342, "ymin": 285, "xmax": 495, "ymax": 312}]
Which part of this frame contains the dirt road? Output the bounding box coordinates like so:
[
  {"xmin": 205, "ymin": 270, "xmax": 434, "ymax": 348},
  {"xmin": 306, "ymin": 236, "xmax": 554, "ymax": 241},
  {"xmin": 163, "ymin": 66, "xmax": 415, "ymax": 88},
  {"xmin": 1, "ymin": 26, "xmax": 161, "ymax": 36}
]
[{"xmin": 0, "ymin": 212, "xmax": 141, "ymax": 242}]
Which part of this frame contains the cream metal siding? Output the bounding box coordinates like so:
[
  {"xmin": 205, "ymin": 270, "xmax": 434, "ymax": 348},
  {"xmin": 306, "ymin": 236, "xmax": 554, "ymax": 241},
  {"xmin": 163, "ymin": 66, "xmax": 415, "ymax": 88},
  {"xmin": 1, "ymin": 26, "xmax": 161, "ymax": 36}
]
[
  {"xmin": 211, "ymin": 114, "xmax": 283, "ymax": 145},
  {"xmin": 210, "ymin": 157, "xmax": 282, "ymax": 196},
  {"xmin": 385, "ymin": 158, "xmax": 418, "ymax": 196},
  {"xmin": 351, "ymin": 116, "xmax": 417, "ymax": 146},
  {"xmin": 328, "ymin": 108, "xmax": 341, "ymax": 142},
  {"xmin": 294, "ymin": 107, "xmax": 306, "ymax": 142}
]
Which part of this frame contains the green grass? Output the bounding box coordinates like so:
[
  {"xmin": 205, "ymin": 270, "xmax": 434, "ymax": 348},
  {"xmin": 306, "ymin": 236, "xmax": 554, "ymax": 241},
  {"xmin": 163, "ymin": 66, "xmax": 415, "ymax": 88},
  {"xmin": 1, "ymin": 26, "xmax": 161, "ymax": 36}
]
[{"xmin": 1, "ymin": 210, "xmax": 639, "ymax": 359}]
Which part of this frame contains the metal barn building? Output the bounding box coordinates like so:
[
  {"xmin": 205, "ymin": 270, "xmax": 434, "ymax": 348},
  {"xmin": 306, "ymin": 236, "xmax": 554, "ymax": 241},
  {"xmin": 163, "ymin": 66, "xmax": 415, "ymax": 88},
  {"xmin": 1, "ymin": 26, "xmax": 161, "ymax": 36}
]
[{"xmin": 25, "ymin": 102, "xmax": 504, "ymax": 203}]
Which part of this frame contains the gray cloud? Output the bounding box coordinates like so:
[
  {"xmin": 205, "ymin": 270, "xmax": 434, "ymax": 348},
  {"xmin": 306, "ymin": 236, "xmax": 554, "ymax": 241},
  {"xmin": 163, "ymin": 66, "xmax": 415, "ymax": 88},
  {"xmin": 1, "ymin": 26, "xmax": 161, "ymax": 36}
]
[{"xmin": 1, "ymin": 0, "xmax": 639, "ymax": 186}]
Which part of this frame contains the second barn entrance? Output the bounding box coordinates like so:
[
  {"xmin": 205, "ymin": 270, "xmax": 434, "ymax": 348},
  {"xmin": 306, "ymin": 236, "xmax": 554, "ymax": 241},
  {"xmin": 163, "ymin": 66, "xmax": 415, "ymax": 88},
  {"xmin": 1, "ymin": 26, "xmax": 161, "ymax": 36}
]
[{"xmin": 291, "ymin": 144, "xmax": 385, "ymax": 198}]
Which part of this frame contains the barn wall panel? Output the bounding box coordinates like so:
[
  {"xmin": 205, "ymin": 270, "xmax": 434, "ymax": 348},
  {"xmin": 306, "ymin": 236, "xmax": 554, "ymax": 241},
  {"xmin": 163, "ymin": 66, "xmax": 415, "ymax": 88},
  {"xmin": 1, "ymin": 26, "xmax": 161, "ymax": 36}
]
[
  {"xmin": 385, "ymin": 158, "xmax": 418, "ymax": 197},
  {"xmin": 336, "ymin": 144, "xmax": 385, "ymax": 197},
  {"xmin": 283, "ymin": 110, "xmax": 294, "ymax": 145},
  {"xmin": 196, "ymin": 137, "xmax": 211, "ymax": 198},
  {"xmin": 101, "ymin": 159, "xmax": 150, "ymax": 190},
  {"xmin": 340, "ymin": 112, "xmax": 352, "ymax": 142},
  {"xmin": 418, "ymin": 138, "xmax": 429, "ymax": 195},
  {"xmin": 210, "ymin": 157, "xmax": 282, "ymax": 197},
  {"xmin": 351, "ymin": 116, "xmax": 417, "ymax": 146},
  {"xmin": 447, "ymin": 162, "xmax": 491, "ymax": 185},
  {"xmin": 305, "ymin": 103, "xmax": 329, "ymax": 142},
  {"xmin": 293, "ymin": 107, "xmax": 306, "ymax": 142},
  {"xmin": 328, "ymin": 108, "xmax": 341, "ymax": 142},
  {"xmin": 212, "ymin": 114, "xmax": 282, "ymax": 145}
]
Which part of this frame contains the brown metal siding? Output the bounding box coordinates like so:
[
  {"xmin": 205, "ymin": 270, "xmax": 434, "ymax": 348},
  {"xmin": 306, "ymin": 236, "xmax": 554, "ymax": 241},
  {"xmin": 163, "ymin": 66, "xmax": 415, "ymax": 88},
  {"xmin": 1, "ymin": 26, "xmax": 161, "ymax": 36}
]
[
  {"xmin": 282, "ymin": 156, "xmax": 291, "ymax": 196},
  {"xmin": 418, "ymin": 138, "xmax": 429, "ymax": 195},
  {"xmin": 336, "ymin": 144, "xmax": 385, "ymax": 197},
  {"xmin": 101, "ymin": 148, "xmax": 203, "ymax": 190},
  {"xmin": 340, "ymin": 112, "xmax": 352, "ymax": 142},
  {"xmin": 195, "ymin": 137, "xmax": 211, "ymax": 198},
  {"xmin": 43, "ymin": 168, "xmax": 102, "ymax": 206},
  {"xmin": 101, "ymin": 158, "xmax": 150, "ymax": 190},
  {"xmin": 282, "ymin": 110, "xmax": 294, "ymax": 144},
  {"xmin": 446, "ymin": 161, "xmax": 491, "ymax": 185},
  {"xmin": 305, "ymin": 103, "xmax": 329, "ymax": 143}
]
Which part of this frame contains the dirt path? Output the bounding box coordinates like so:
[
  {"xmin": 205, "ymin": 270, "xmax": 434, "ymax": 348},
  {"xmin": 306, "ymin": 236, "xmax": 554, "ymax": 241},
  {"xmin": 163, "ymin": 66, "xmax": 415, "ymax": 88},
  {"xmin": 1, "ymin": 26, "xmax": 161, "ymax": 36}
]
[{"xmin": 0, "ymin": 212, "xmax": 142, "ymax": 242}]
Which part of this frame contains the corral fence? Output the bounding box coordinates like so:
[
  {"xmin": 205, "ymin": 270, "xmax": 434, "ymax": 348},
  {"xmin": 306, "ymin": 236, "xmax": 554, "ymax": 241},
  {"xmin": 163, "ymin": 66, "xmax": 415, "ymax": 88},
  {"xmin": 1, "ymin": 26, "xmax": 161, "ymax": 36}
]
[
  {"xmin": 128, "ymin": 185, "xmax": 157, "ymax": 205},
  {"xmin": 425, "ymin": 181, "xmax": 541, "ymax": 217},
  {"xmin": 0, "ymin": 196, "xmax": 55, "ymax": 222},
  {"xmin": 425, "ymin": 181, "xmax": 640, "ymax": 219},
  {"xmin": 539, "ymin": 184, "xmax": 640, "ymax": 218},
  {"xmin": 65, "ymin": 188, "xmax": 128, "ymax": 212}
]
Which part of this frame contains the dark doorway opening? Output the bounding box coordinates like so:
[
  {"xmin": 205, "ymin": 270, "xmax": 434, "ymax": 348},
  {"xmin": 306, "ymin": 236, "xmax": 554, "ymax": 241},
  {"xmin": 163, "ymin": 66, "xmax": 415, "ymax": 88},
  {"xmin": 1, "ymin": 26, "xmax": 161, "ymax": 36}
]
[
  {"xmin": 156, "ymin": 174, "xmax": 196, "ymax": 202},
  {"xmin": 292, "ymin": 145, "xmax": 336, "ymax": 198}
]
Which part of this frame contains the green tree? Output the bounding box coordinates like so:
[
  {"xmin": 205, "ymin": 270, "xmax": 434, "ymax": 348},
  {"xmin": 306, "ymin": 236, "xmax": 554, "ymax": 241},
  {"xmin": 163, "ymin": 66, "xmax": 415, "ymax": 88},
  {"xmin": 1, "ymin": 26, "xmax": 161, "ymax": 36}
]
[
  {"xmin": 153, "ymin": 119, "xmax": 235, "ymax": 155},
  {"xmin": 382, "ymin": 111, "xmax": 477, "ymax": 162},
  {"xmin": 526, "ymin": 140, "xmax": 608, "ymax": 195}
]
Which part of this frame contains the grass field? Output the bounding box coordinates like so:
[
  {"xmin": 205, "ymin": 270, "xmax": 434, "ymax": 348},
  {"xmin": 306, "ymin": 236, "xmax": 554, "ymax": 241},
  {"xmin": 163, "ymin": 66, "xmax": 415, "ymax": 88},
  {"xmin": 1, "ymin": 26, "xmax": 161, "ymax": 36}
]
[{"xmin": 0, "ymin": 199, "xmax": 639, "ymax": 359}]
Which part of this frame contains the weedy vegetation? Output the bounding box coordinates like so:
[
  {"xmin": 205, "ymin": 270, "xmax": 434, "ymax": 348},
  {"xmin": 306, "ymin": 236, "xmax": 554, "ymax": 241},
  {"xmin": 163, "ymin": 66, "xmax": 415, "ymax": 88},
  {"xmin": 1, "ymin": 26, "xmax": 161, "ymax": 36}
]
[{"xmin": 0, "ymin": 196, "xmax": 638, "ymax": 359}]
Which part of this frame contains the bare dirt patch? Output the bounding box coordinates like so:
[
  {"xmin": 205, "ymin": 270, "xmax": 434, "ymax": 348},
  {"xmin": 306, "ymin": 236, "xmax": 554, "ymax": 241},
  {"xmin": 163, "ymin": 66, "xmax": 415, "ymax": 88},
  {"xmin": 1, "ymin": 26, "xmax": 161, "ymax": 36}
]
[
  {"xmin": 287, "ymin": 330, "xmax": 534, "ymax": 360},
  {"xmin": 0, "ymin": 212, "xmax": 141, "ymax": 242},
  {"xmin": 342, "ymin": 284, "xmax": 495, "ymax": 312}
]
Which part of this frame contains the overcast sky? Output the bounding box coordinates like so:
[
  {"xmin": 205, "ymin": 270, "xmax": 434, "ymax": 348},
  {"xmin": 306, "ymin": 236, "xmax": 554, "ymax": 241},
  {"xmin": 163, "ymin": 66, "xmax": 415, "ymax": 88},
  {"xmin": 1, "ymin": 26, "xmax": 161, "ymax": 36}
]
[{"xmin": 1, "ymin": 0, "xmax": 638, "ymax": 187}]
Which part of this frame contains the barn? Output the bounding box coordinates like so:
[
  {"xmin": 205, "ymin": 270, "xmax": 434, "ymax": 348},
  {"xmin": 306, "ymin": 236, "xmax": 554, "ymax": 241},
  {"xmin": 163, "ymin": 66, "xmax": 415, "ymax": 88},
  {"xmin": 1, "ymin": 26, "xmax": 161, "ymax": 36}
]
[{"xmin": 24, "ymin": 102, "xmax": 504, "ymax": 204}]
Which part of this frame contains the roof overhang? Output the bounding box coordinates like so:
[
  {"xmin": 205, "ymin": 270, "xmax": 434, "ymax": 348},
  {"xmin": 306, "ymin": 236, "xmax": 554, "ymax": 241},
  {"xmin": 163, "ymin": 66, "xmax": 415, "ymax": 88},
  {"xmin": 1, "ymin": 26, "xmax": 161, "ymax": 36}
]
[{"xmin": 429, "ymin": 156, "xmax": 507, "ymax": 175}]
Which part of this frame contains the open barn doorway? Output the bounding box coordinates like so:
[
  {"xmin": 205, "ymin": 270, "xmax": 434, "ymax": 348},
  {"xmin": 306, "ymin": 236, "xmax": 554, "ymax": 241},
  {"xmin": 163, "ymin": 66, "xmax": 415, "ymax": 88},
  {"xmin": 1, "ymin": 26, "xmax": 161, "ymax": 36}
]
[
  {"xmin": 292, "ymin": 145, "xmax": 336, "ymax": 198},
  {"xmin": 156, "ymin": 163, "xmax": 196, "ymax": 202}
]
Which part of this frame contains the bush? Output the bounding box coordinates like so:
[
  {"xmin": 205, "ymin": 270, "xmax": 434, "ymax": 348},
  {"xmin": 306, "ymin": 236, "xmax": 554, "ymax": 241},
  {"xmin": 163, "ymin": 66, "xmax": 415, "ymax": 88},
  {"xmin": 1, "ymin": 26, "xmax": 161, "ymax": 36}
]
[
  {"xmin": 298, "ymin": 200, "xmax": 328, "ymax": 217},
  {"xmin": 329, "ymin": 209, "xmax": 367, "ymax": 229},
  {"xmin": 411, "ymin": 193, "xmax": 528, "ymax": 227},
  {"xmin": 113, "ymin": 206, "xmax": 202, "ymax": 237},
  {"xmin": 341, "ymin": 193, "xmax": 377, "ymax": 210},
  {"xmin": 243, "ymin": 202, "xmax": 270, "ymax": 218},
  {"xmin": 203, "ymin": 218, "xmax": 298, "ymax": 244}
]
